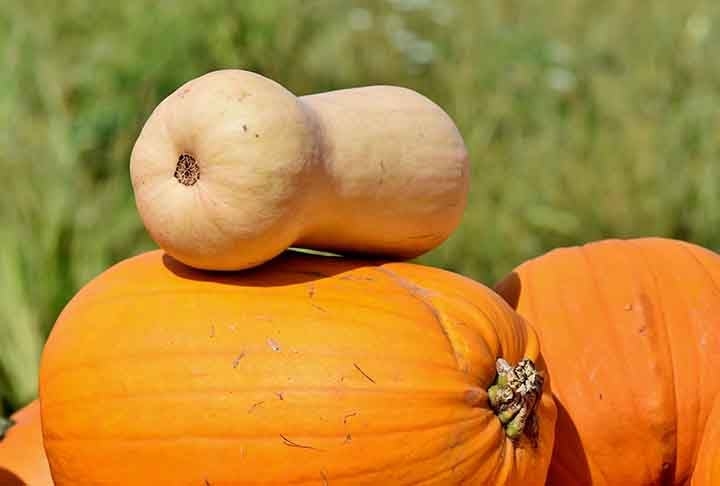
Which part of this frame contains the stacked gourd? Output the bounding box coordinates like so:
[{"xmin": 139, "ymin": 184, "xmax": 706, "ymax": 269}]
[
  {"xmin": 35, "ymin": 70, "xmax": 556, "ymax": 485},
  {"xmin": 2, "ymin": 70, "xmax": 719, "ymax": 485}
]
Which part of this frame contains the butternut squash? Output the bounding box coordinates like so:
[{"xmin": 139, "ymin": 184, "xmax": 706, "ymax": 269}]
[{"xmin": 130, "ymin": 70, "xmax": 469, "ymax": 270}]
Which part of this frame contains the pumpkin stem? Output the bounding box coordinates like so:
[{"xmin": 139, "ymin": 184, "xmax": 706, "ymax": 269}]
[
  {"xmin": 174, "ymin": 153, "xmax": 200, "ymax": 186},
  {"xmin": 0, "ymin": 416, "xmax": 15, "ymax": 441},
  {"xmin": 488, "ymin": 358, "xmax": 543, "ymax": 441}
]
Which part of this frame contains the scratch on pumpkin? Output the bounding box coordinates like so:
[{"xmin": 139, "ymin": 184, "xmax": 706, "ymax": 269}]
[
  {"xmin": 353, "ymin": 363, "xmax": 376, "ymax": 384},
  {"xmin": 311, "ymin": 303, "xmax": 327, "ymax": 312},
  {"xmin": 280, "ymin": 434, "xmax": 321, "ymax": 451},
  {"xmin": 232, "ymin": 351, "xmax": 246, "ymax": 368},
  {"xmin": 248, "ymin": 401, "xmax": 265, "ymax": 413}
]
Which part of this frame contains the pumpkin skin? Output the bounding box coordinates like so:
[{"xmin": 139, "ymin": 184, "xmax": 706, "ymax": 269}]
[
  {"xmin": 692, "ymin": 395, "xmax": 720, "ymax": 486},
  {"xmin": 130, "ymin": 69, "xmax": 469, "ymax": 271},
  {"xmin": 495, "ymin": 237, "xmax": 720, "ymax": 485},
  {"xmin": 40, "ymin": 250, "xmax": 555, "ymax": 485},
  {"xmin": 0, "ymin": 400, "xmax": 53, "ymax": 485}
]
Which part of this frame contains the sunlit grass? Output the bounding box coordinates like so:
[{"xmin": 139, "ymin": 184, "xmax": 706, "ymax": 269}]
[{"xmin": 1, "ymin": 0, "xmax": 719, "ymax": 413}]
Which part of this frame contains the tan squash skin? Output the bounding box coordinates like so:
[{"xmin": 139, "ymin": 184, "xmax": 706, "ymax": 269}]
[{"xmin": 131, "ymin": 70, "xmax": 469, "ymax": 270}]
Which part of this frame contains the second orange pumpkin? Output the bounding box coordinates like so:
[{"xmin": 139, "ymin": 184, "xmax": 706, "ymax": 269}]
[{"xmin": 496, "ymin": 237, "xmax": 720, "ymax": 485}]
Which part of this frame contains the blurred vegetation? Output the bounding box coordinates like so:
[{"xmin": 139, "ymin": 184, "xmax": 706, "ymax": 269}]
[{"xmin": 1, "ymin": 0, "xmax": 719, "ymax": 413}]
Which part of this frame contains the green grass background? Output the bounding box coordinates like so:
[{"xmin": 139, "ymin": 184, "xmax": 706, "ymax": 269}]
[{"xmin": 1, "ymin": 0, "xmax": 719, "ymax": 414}]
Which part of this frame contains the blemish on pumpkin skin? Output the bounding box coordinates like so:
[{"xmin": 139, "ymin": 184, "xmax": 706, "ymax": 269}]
[
  {"xmin": 209, "ymin": 325, "xmax": 215, "ymax": 338},
  {"xmin": 353, "ymin": 363, "xmax": 376, "ymax": 384},
  {"xmin": 275, "ymin": 392, "xmax": 284, "ymax": 400},
  {"xmin": 280, "ymin": 434, "xmax": 321, "ymax": 451},
  {"xmin": 343, "ymin": 412, "xmax": 357, "ymax": 424},
  {"xmin": 321, "ymin": 470, "xmax": 329, "ymax": 485},
  {"xmin": 464, "ymin": 388, "xmax": 484, "ymax": 407},
  {"xmin": 448, "ymin": 434, "xmax": 464, "ymax": 450},
  {"xmin": 232, "ymin": 351, "xmax": 246, "ymax": 368},
  {"xmin": 267, "ymin": 338, "xmax": 281, "ymax": 351},
  {"xmin": 248, "ymin": 401, "xmax": 265, "ymax": 413}
]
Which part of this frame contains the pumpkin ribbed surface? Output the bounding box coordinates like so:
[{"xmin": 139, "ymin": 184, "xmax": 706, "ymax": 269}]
[
  {"xmin": 495, "ymin": 237, "xmax": 720, "ymax": 485},
  {"xmin": 40, "ymin": 250, "xmax": 555, "ymax": 485},
  {"xmin": 692, "ymin": 395, "xmax": 720, "ymax": 486}
]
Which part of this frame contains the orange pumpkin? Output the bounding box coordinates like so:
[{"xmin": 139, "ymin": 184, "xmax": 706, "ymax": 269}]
[
  {"xmin": 40, "ymin": 250, "xmax": 555, "ymax": 485},
  {"xmin": 0, "ymin": 400, "xmax": 53, "ymax": 485},
  {"xmin": 692, "ymin": 395, "xmax": 720, "ymax": 486},
  {"xmin": 495, "ymin": 237, "xmax": 720, "ymax": 485}
]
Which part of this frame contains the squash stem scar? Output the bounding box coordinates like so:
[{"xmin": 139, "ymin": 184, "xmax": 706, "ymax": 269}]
[{"xmin": 174, "ymin": 153, "xmax": 200, "ymax": 186}]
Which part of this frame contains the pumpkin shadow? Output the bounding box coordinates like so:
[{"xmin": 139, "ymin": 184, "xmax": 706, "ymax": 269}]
[
  {"xmin": 494, "ymin": 270, "xmax": 522, "ymax": 309},
  {"xmin": 495, "ymin": 272, "xmax": 594, "ymax": 486},
  {"xmin": 0, "ymin": 469, "xmax": 26, "ymax": 486},
  {"xmin": 161, "ymin": 249, "xmax": 392, "ymax": 288},
  {"xmin": 546, "ymin": 400, "xmax": 593, "ymax": 485}
]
